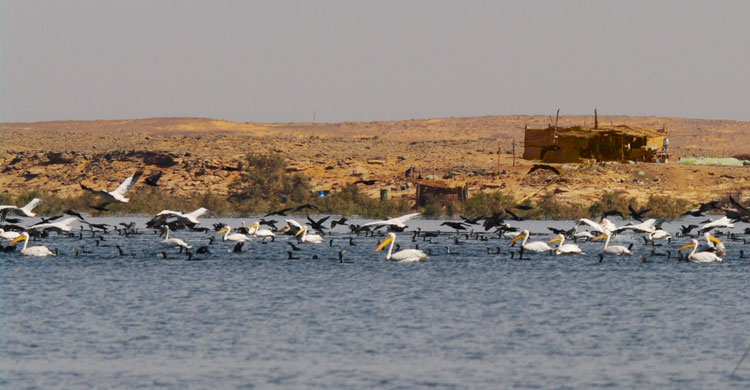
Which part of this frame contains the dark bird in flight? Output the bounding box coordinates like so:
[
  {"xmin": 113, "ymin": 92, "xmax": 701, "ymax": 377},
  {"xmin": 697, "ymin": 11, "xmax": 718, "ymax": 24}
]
[
  {"xmin": 679, "ymin": 224, "xmax": 699, "ymax": 236},
  {"xmin": 602, "ymin": 210, "xmax": 625, "ymax": 219},
  {"xmin": 504, "ymin": 208, "xmax": 524, "ymax": 221},
  {"xmin": 628, "ymin": 204, "xmax": 652, "ymax": 222},
  {"xmin": 729, "ymin": 194, "xmax": 750, "ymax": 216},
  {"xmin": 89, "ymin": 202, "xmax": 111, "ymax": 212},
  {"xmin": 292, "ymin": 204, "xmax": 319, "ymax": 213},
  {"xmin": 330, "ymin": 217, "xmax": 349, "ymax": 229},
  {"xmin": 263, "ymin": 207, "xmax": 294, "ymax": 217},
  {"xmin": 63, "ymin": 209, "xmax": 85, "ymax": 220},
  {"xmin": 683, "ymin": 200, "xmax": 720, "ymax": 217},
  {"xmin": 441, "ymin": 221, "xmax": 470, "ymax": 231},
  {"xmin": 144, "ymin": 171, "xmax": 163, "ymax": 187},
  {"xmin": 258, "ymin": 219, "xmax": 278, "ymax": 230},
  {"xmin": 482, "ymin": 213, "xmax": 506, "ymax": 231},
  {"xmin": 307, "ymin": 216, "xmax": 330, "ymax": 233},
  {"xmin": 459, "ymin": 215, "xmax": 485, "ymax": 225}
]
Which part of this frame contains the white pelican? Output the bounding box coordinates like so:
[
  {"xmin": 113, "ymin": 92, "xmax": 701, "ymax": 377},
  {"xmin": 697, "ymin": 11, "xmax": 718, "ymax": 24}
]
[
  {"xmin": 599, "ymin": 218, "xmax": 619, "ymax": 233},
  {"xmin": 679, "ymin": 239, "xmax": 723, "ymax": 262},
  {"xmin": 574, "ymin": 231, "xmax": 595, "ymax": 240},
  {"xmin": 374, "ymin": 232, "xmax": 427, "ymax": 262},
  {"xmin": 509, "ymin": 230, "xmax": 553, "ymax": 252},
  {"xmin": 647, "ymin": 229, "xmax": 671, "ymax": 241},
  {"xmin": 592, "ymin": 231, "xmax": 632, "ymax": 256},
  {"xmin": 156, "ymin": 207, "xmax": 208, "ymax": 225},
  {"xmin": 296, "ymin": 226, "xmax": 324, "ymax": 244},
  {"xmin": 29, "ymin": 217, "xmax": 80, "ymax": 233},
  {"xmin": 0, "ymin": 228, "xmax": 22, "ymax": 241},
  {"xmin": 0, "ymin": 198, "xmax": 42, "ymax": 221},
  {"xmin": 80, "ymin": 170, "xmax": 143, "ymax": 203},
  {"xmin": 248, "ymin": 222, "xmax": 275, "ymax": 239},
  {"xmin": 361, "ymin": 212, "xmax": 421, "ymax": 230},
  {"xmin": 703, "ymin": 232, "xmax": 726, "ymax": 255},
  {"xmin": 9, "ymin": 232, "xmax": 55, "ymax": 257},
  {"xmin": 161, "ymin": 226, "xmax": 191, "ymax": 249},
  {"xmin": 217, "ymin": 226, "xmax": 251, "ymax": 242},
  {"xmin": 619, "ymin": 219, "xmax": 657, "ymax": 234},
  {"xmin": 547, "ymin": 234, "xmax": 584, "ymax": 255},
  {"xmin": 280, "ymin": 218, "xmax": 304, "ymax": 235},
  {"xmin": 700, "ymin": 216, "xmax": 734, "ymax": 232},
  {"xmin": 576, "ymin": 218, "xmax": 608, "ymax": 234}
]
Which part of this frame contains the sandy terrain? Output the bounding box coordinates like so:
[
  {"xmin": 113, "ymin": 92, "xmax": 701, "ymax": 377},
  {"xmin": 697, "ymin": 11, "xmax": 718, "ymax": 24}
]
[{"xmin": 2, "ymin": 115, "xmax": 750, "ymax": 209}]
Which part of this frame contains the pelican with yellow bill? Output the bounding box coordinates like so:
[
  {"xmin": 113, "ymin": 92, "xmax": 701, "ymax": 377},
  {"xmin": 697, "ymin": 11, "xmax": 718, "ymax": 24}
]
[
  {"xmin": 547, "ymin": 234, "xmax": 584, "ymax": 255},
  {"xmin": 679, "ymin": 239, "xmax": 723, "ymax": 263},
  {"xmin": 591, "ymin": 231, "xmax": 632, "ymax": 256},
  {"xmin": 9, "ymin": 232, "xmax": 55, "ymax": 257},
  {"xmin": 374, "ymin": 232, "xmax": 427, "ymax": 262},
  {"xmin": 509, "ymin": 230, "xmax": 552, "ymax": 253}
]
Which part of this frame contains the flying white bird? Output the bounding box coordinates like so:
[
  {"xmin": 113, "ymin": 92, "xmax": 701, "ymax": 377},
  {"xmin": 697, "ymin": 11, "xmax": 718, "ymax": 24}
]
[
  {"xmin": 156, "ymin": 207, "xmax": 208, "ymax": 225},
  {"xmin": 80, "ymin": 171, "xmax": 143, "ymax": 203},
  {"xmin": 0, "ymin": 198, "xmax": 42, "ymax": 221},
  {"xmin": 361, "ymin": 212, "xmax": 421, "ymax": 230}
]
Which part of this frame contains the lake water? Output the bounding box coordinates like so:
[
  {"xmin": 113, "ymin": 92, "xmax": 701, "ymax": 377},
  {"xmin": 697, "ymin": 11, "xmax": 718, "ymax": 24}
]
[{"xmin": 1, "ymin": 217, "xmax": 749, "ymax": 389}]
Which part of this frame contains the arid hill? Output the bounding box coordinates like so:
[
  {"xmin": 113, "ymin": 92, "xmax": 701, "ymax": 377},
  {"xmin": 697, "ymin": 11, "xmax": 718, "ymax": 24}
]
[{"xmin": 2, "ymin": 115, "xmax": 750, "ymax": 213}]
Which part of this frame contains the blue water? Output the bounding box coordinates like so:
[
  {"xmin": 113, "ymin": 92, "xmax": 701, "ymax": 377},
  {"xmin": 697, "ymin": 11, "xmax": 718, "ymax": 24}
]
[{"xmin": 1, "ymin": 217, "xmax": 749, "ymax": 389}]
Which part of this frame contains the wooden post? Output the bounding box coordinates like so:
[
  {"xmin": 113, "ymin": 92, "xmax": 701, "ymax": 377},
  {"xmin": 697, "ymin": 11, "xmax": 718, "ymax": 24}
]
[
  {"xmin": 512, "ymin": 139, "xmax": 516, "ymax": 167},
  {"xmin": 554, "ymin": 108, "xmax": 560, "ymax": 131},
  {"xmin": 496, "ymin": 142, "xmax": 501, "ymax": 174},
  {"xmin": 594, "ymin": 108, "xmax": 598, "ymax": 129}
]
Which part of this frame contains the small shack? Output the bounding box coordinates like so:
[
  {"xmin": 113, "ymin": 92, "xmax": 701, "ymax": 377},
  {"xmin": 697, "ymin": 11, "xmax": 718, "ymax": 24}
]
[
  {"xmin": 523, "ymin": 124, "xmax": 668, "ymax": 163},
  {"xmin": 415, "ymin": 180, "xmax": 468, "ymax": 207}
]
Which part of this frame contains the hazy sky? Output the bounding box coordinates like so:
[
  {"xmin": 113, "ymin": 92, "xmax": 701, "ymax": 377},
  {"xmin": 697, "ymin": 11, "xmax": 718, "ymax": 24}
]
[{"xmin": 2, "ymin": 0, "xmax": 748, "ymax": 123}]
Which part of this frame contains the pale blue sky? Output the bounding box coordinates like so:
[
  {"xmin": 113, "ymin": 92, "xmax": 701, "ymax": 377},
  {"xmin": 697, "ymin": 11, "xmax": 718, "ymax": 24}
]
[{"xmin": 2, "ymin": 0, "xmax": 748, "ymax": 123}]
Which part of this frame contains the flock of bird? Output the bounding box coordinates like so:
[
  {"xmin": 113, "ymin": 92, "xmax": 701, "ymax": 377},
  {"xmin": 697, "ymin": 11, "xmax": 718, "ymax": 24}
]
[{"xmin": 1, "ymin": 171, "xmax": 749, "ymax": 264}]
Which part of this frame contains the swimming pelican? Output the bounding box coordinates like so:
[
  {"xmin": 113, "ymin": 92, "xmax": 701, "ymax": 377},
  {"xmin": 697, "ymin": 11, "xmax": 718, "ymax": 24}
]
[
  {"xmin": 156, "ymin": 207, "xmax": 208, "ymax": 225},
  {"xmin": 374, "ymin": 232, "xmax": 427, "ymax": 262},
  {"xmin": 248, "ymin": 222, "xmax": 275, "ymax": 239},
  {"xmin": 161, "ymin": 226, "xmax": 191, "ymax": 249},
  {"xmin": 0, "ymin": 198, "xmax": 42, "ymax": 221},
  {"xmin": 679, "ymin": 239, "xmax": 723, "ymax": 262},
  {"xmin": 703, "ymin": 232, "xmax": 726, "ymax": 255},
  {"xmin": 547, "ymin": 234, "xmax": 584, "ymax": 255},
  {"xmin": 9, "ymin": 232, "xmax": 55, "ymax": 257},
  {"xmin": 79, "ymin": 171, "xmax": 143, "ymax": 203},
  {"xmin": 296, "ymin": 226, "xmax": 324, "ymax": 244},
  {"xmin": 592, "ymin": 231, "xmax": 632, "ymax": 256},
  {"xmin": 217, "ymin": 226, "xmax": 251, "ymax": 242},
  {"xmin": 0, "ymin": 228, "xmax": 22, "ymax": 241},
  {"xmin": 509, "ymin": 230, "xmax": 553, "ymax": 252}
]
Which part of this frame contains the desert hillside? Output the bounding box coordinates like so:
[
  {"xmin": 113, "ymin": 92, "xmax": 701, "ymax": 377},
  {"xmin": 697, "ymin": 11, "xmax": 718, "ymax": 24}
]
[{"xmin": 2, "ymin": 115, "xmax": 750, "ymax": 213}]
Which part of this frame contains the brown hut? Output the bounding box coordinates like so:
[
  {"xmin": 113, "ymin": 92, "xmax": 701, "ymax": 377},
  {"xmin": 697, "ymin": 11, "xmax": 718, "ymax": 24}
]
[
  {"xmin": 415, "ymin": 180, "xmax": 468, "ymax": 207},
  {"xmin": 523, "ymin": 124, "xmax": 668, "ymax": 163}
]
